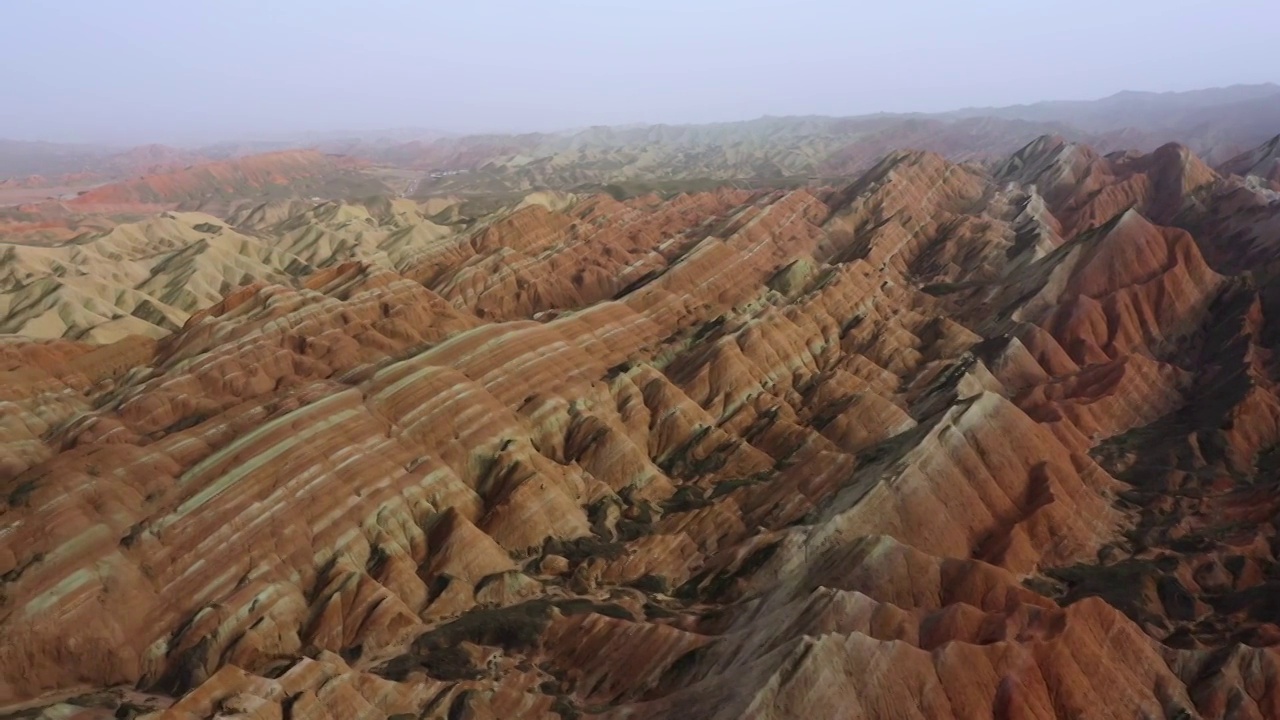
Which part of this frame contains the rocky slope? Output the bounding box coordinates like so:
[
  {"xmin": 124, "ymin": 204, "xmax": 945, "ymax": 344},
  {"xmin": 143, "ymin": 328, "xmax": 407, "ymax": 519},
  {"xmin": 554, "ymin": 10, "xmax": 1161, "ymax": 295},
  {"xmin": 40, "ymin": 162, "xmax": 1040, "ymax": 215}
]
[
  {"xmin": 1220, "ymin": 134, "xmax": 1280, "ymax": 187},
  {"xmin": 3, "ymin": 135, "xmax": 1280, "ymax": 719}
]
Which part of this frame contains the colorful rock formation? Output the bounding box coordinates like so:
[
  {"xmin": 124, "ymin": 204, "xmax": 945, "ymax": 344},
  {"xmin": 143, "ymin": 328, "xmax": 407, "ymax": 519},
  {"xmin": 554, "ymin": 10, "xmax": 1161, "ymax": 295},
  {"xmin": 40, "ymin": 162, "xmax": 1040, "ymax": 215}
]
[{"xmin": 4, "ymin": 135, "xmax": 1280, "ymax": 719}]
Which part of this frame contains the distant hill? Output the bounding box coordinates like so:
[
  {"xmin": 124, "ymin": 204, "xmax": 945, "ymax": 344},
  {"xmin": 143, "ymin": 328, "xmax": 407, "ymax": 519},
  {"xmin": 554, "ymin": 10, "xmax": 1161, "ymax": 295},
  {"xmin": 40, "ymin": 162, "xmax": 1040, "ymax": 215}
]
[
  {"xmin": 947, "ymin": 83, "xmax": 1280, "ymax": 164},
  {"xmin": 365, "ymin": 84, "xmax": 1280, "ymax": 194},
  {"xmin": 3, "ymin": 85, "xmax": 1277, "ymax": 196},
  {"xmin": 945, "ymin": 83, "xmax": 1280, "ymax": 132},
  {"xmin": 391, "ymin": 115, "xmax": 1089, "ymax": 196},
  {"xmin": 0, "ymin": 140, "xmax": 210, "ymax": 181},
  {"xmin": 67, "ymin": 150, "xmax": 390, "ymax": 211}
]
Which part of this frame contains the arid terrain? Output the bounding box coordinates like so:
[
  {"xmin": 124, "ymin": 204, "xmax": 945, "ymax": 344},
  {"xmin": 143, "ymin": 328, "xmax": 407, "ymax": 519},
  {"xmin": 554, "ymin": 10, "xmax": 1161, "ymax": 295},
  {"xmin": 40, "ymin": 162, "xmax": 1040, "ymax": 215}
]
[
  {"xmin": 5, "ymin": 85, "xmax": 1280, "ymax": 718},
  {"xmin": 6, "ymin": 84, "xmax": 1279, "ymax": 203}
]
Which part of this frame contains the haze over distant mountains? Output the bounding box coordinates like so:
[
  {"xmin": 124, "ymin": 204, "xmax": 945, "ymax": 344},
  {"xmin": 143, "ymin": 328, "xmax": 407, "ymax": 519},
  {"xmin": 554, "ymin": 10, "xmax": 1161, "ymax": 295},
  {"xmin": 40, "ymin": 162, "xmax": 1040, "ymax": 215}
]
[
  {"xmin": 944, "ymin": 83, "xmax": 1280, "ymax": 129},
  {"xmin": 3, "ymin": 84, "xmax": 1278, "ymax": 194}
]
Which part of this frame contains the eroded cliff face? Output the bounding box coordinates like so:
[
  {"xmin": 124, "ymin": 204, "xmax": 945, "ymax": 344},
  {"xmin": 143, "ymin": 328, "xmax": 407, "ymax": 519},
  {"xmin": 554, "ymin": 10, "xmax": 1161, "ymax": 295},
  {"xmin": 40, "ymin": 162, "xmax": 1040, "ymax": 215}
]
[{"xmin": 4, "ymin": 136, "xmax": 1280, "ymax": 719}]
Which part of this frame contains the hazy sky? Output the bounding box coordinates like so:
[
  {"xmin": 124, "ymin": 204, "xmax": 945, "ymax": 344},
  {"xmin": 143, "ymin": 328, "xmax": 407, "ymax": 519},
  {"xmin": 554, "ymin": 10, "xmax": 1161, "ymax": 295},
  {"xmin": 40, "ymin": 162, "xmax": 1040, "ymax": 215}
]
[{"xmin": 2, "ymin": 0, "xmax": 1275, "ymax": 145}]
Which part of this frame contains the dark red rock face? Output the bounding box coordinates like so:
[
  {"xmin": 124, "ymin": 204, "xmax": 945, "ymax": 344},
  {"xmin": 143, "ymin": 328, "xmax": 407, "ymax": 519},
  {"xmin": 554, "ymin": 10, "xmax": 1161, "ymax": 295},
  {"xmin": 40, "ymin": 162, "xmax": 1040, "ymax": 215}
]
[{"xmin": 5, "ymin": 135, "xmax": 1280, "ymax": 719}]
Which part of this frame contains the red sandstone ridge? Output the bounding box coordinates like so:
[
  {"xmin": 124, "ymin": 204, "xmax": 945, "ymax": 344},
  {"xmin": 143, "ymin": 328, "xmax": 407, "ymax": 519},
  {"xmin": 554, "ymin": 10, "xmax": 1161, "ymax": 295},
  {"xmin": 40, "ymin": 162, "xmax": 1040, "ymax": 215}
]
[
  {"xmin": 4, "ymin": 136, "xmax": 1280, "ymax": 719},
  {"xmin": 105, "ymin": 144, "xmax": 212, "ymax": 175},
  {"xmin": 66, "ymin": 149, "xmax": 383, "ymax": 210}
]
